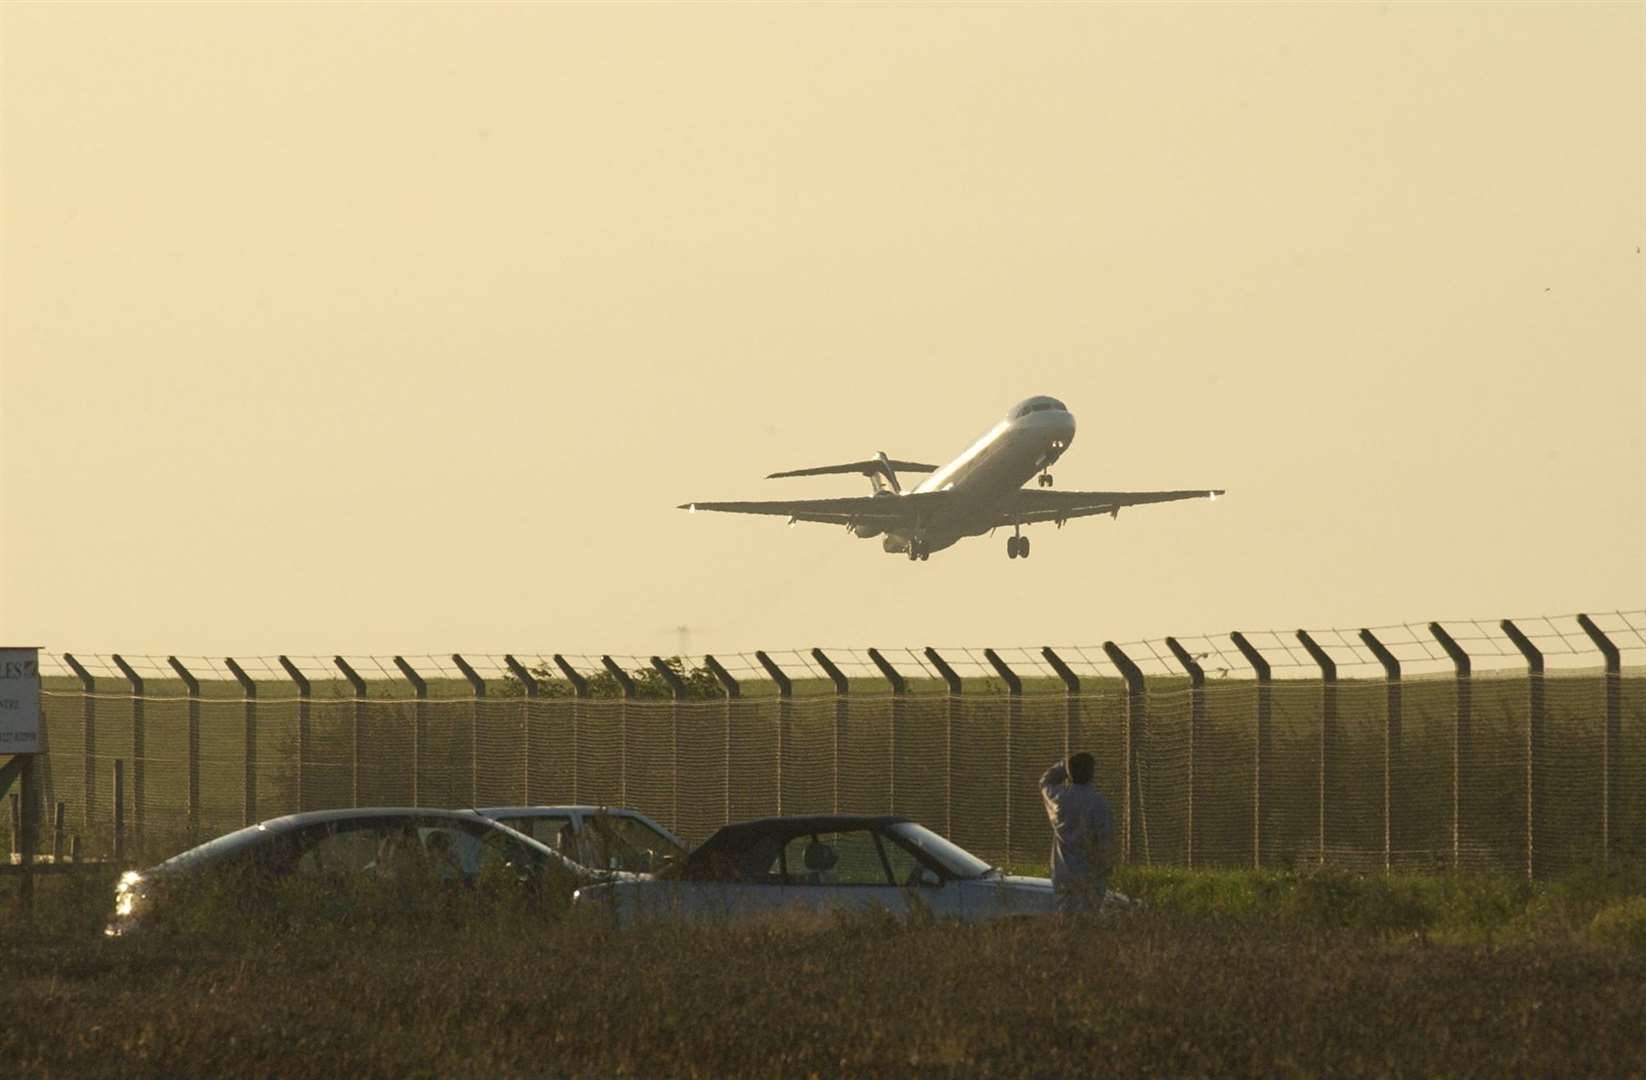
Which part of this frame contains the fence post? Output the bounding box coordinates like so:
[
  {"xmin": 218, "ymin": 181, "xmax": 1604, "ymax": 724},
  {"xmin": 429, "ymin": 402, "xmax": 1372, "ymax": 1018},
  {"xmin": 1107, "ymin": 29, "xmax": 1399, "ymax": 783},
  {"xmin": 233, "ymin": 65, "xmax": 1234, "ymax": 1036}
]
[
  {"xmin": 19, "ymin": 758, "xmax": 35, "ymax": 915},
  {"xmin": 62, "ymin": 654, "xmax": 96, "ymax": 836},
  {"xmin": 1229, "ymin": 633, "xmax": 1270, "ymax": 869},
  {"xmin": 224, "ymin": 658, "xmax": 258, "ymax": 826},
  {"xmin": 984, "ymin": 649, "xmax": 1021, "ymax": 867},
  {"xmin": 706, "ymin": 655, "xmax": 741, "ymax": 822},
  {"xmin": 52, "ymin": 801, "xmax": 65, "ymax": 862},
  {"xmin": 278, "ymin": 657, "xmax": 311, "ymax": 812},
  {"xmin": 756, "ymin": 652, "xmax": 792, "ymax": 816},
  {"xmin": 393, "ymin": 657, "xmax": 427, "ymax": 808},
  {"xmin": 1358, "ymin": 630, "xmax": 1400, "ymax": 874},
  {"xmin": 1501, "ymin": 619, "xmax": 1545, "ymax": 881},
  {"xmin": 1577, "ymin": 614, "xmax": 1622, "ymax": 864},
  {"xmin": 1164, "ymin": 638, "xmax": 1205, "ymax": 868},
  {"xmin": 1430, "ymin": 623, "xmax": 1471, "ymax": 871},
  {"xmin": 1041, "ymin": 648, "xmax": 1081, "ymax": 758},
  {"xmin": 650, "ymin": 657, "xmax": 687, "ymax": 833},
  {"xmin": 111, "ymin": 655, "xmax": 145, "ymax": 851},
  {"xmin": 923, "ymin": 648, "xmax": 960, "ymax": 841},
  {"xmin": 1103, "ymin": 642, "xmax": 1148, "ymax": 866},
  {"xmin": 113, "ymin": 760, "xmax": 125, "ymax": 866},
  {"xmin": 601, "ymin": 657, "xmax": 636, "ymax": 807},
  {"xmin": 868, "ymin": 649, "xmax": 905, "ymax": 816},
  {"xmin": 453, "ymin": 654, "xmax": 486, "ymax": 807},
  {"xmin": 505, "ymin": 655, "xmax": 538, "ymax": 804},
  {"xmin": 334, "ymin": 658, "xmax": 367, "ymax": 807},
  {"xmin": 167, "ymin": 657, "xmax": 201, "ymax": 839},
  {"xmin": 1295, "ymin": 631, "xmax": 1336, "ymax": 865},
  {"xmin": 553, "ymin": 656, "xmax": 588, "ymax": 804},
  {"xmin": 812, "ymin": 649, "xmax": 849, "ymax": 813}
]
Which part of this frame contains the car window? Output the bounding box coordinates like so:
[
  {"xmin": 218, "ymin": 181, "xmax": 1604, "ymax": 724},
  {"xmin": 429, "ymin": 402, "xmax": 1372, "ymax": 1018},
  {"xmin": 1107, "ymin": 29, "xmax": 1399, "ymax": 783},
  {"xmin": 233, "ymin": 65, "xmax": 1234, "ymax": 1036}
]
[
  {"xmin": 498, "ymin": 815, "xmax": 574, "ymax": 855},
  {"xmin": 781, "ymin": 831, "xmax": 891, "ymax": 886},
  {"xmin": 875, "ymin": 831, "xmax": 934, "ymax": 887},
  {"xmin": 584, "ymin": 814, "xmax": 683, "ymax": 873},
  {"xmin": 883, "ymin": 822, "xmax": 991, "ymax": 879},
  {"xmin": 418, "ymin": 826, "xmax": 481, "ymax": 879},
  {"xmin": 290, "ymin": 822, "xmax": 402, "ymax": 877},
  {"xmin": 282, "ymin": 819, "xmax": 515, "ymax": 882},
  {"xmin": 679, "ymin": 834, "xmax": 784, "ymax": 883}
]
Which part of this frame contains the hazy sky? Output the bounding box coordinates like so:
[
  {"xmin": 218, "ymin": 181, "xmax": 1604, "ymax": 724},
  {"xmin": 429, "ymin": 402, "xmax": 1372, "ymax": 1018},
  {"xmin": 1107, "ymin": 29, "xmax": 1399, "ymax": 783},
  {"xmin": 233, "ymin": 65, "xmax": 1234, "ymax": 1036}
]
[{"xmin": 2, "ymin": 2, "xmax": 1642, "ymax": 662}]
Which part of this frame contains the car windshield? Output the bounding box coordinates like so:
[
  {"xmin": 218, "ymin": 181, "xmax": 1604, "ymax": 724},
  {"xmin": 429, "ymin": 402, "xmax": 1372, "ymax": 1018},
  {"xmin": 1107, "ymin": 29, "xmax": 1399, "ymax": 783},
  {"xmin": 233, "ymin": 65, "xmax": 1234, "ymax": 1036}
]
[
  {"xmin": 156, "ymin": 823, "xmax": 270, "ymax": 873},
  {"xmin": 883, "ymin": 823, "xmax": 992, "ymax": 879}
]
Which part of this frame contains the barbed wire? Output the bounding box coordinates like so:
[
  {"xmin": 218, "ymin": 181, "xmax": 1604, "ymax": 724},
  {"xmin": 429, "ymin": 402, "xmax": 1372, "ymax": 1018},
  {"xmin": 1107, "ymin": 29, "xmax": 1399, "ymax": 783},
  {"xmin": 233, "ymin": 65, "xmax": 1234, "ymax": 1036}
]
[{"xmin": 34, "ymin": 609, "xmax": 1644, "ymax": 689}]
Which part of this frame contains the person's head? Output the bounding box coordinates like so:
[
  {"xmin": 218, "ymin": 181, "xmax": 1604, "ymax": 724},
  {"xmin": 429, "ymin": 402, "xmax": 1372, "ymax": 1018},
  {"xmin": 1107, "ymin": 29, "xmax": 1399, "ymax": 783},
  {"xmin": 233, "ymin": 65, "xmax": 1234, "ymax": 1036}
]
[{"xmin": 1068, "ymin": 752, "xmax": 1096, "ymax": 786}]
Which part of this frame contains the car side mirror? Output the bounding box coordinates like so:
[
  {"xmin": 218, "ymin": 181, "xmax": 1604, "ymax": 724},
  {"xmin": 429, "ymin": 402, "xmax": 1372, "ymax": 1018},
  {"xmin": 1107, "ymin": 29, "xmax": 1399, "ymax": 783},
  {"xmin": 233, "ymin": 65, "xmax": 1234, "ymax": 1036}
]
[{"xmin": 915, "ymin": 867, "xmax": 941, "ymax": 888}]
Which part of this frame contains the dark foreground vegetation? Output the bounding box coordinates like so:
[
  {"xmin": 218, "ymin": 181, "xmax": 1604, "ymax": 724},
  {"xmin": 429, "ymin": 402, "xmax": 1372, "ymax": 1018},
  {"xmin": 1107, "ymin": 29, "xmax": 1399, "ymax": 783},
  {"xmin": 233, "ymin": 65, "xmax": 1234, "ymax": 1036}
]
[{"xmin": 4, "ymin": 864, "xmax": 1644, "ymax": 1079}]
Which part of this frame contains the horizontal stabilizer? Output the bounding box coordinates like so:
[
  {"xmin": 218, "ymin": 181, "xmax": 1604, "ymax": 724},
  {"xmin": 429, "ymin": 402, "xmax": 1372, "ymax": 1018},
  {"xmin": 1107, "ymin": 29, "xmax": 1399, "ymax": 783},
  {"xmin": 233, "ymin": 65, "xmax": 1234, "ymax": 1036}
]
[{"xmin": 767, "ymin": 459, "xmax": 938, "ymax": 479}]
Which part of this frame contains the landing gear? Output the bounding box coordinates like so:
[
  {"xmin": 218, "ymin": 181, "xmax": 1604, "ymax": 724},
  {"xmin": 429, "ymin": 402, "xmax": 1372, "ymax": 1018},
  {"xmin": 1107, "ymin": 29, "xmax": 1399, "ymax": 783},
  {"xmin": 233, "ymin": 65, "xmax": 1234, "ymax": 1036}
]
[
  {"xmin": 1038, "ymin": 472, "xmax": 1054, "ymax": 488},
  {"xmin": 907, "ymin": 538, "xmax": 931, "ymax": 561},
  {"xmin": 1006, "ymin": 534, "xmax": 1031, "ymax": 559}
]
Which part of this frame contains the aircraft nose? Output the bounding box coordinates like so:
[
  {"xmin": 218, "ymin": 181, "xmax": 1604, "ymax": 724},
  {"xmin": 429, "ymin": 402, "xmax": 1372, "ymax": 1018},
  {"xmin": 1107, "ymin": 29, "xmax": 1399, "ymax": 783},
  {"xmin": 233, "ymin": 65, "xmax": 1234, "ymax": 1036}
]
[{"xmin": 1052, "ymin": 408, "xmax": 1075, "ymax": 446}]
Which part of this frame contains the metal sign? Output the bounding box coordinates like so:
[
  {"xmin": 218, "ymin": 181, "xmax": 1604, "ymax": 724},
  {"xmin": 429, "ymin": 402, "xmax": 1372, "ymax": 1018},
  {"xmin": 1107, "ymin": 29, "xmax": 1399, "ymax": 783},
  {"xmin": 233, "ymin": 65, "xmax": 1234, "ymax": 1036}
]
[{"xmin": 0, "ymin": 646, "xmax": 42, "ymax": 754}]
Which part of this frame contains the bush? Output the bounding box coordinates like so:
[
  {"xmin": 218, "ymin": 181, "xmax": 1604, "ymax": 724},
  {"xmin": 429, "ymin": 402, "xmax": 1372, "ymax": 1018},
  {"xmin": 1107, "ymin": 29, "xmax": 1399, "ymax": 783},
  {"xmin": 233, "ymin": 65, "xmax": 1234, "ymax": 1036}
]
[{"xmin": 1589, "ymin": 897, "xmax": 1646, "ymax": 952}]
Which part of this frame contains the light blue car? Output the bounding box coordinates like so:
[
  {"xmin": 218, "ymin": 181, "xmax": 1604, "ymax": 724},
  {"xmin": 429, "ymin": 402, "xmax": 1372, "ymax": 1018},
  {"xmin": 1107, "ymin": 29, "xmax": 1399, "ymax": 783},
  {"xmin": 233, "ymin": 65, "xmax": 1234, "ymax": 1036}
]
[{"xmin": 572, "ymin": 814, "xmax": 1059, "ymax": 927}]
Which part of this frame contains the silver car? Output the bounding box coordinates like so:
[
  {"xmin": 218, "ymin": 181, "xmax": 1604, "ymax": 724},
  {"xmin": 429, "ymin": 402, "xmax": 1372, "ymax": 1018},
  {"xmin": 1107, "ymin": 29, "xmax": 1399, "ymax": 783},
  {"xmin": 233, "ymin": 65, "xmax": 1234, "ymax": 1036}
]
[
  {"xmin": 573, "ymin": 814, "xmax": 1056, "ymax": 926},
  {"xmin": 107, "ymin": 807, "xmax": 596, "ymax": 936}
]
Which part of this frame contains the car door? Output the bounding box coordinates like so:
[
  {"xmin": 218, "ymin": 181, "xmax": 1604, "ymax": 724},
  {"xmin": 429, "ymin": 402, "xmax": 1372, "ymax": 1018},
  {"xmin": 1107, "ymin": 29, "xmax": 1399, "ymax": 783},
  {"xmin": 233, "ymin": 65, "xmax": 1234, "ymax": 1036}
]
[
  {"xmin": 630, "ymin": 837, "xmax": 790, "ymax": 923},
  {"xmin": 777, "ymin": 830, "xmax": 909, "ymax": 919},
  {"xmin": 873, "ymin": 828, "xmax": 963, "ymax": 919}
]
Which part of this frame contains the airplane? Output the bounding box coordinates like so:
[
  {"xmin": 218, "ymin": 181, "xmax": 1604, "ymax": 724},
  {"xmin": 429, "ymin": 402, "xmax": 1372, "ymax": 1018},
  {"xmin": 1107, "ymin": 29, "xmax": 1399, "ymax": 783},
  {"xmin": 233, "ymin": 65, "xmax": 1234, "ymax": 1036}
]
[{"xmin": 679, "ymin": 396, "xmax": 1223, "ymax": 561}]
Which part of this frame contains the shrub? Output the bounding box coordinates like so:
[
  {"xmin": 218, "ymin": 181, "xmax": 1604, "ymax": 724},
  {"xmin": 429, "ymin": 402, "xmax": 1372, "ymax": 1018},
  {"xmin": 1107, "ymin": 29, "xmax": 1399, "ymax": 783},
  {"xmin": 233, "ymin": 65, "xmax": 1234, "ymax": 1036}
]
[{"xmin": 1588, "ymin": 897, "xmax": 1646, "ymax": 952}]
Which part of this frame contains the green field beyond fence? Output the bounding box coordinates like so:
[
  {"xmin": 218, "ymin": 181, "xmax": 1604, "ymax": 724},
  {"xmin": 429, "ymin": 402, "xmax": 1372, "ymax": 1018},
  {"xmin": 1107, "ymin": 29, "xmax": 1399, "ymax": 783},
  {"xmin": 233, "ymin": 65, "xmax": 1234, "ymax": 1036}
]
[{"xmin": 17, "ymin": 661, "xmax": 1645, "ymax": 878}]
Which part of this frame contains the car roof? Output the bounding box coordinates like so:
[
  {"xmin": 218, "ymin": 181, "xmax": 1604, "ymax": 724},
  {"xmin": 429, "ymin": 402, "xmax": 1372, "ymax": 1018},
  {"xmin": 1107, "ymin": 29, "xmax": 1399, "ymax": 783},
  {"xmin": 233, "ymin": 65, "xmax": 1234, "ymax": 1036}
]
[
  {"xmin": 151, "ymin": 807, "xmax": 575, "ymax": 875},
  {"xmin": 257, "ymin": 807, "xmax": 490, "ymax": 832},
  {"xmin": 476, "ymin": 806, "xmax": 648, "ymax": 816},
  {"xmin": 689, "ymin": 815, "xmax": 908, "ymax": 859}
]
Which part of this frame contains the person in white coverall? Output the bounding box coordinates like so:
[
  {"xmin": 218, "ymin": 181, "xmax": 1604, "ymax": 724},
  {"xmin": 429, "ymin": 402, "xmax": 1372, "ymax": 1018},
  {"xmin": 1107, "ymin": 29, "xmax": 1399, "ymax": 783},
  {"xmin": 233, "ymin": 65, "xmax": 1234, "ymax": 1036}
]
[{"xmin": 1040, "ymin": 752, "xmax": 1115, "ymax": 913}]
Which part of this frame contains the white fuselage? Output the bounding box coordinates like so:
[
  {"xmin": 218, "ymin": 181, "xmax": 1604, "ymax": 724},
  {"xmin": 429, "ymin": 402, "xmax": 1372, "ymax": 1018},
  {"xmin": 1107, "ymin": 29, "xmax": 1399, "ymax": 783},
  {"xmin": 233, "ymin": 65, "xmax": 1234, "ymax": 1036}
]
[{"xmin": 879, "ymin": 396, "xmax": 1076, "ymax": 554}]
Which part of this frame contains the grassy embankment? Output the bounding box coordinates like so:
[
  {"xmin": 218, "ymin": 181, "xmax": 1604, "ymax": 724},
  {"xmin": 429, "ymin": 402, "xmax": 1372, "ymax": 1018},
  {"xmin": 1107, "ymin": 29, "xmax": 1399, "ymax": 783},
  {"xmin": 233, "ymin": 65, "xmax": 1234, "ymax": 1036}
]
[{"xmin": 4, "ymin": 861, "xmax": 1643, "ymax": 1078}]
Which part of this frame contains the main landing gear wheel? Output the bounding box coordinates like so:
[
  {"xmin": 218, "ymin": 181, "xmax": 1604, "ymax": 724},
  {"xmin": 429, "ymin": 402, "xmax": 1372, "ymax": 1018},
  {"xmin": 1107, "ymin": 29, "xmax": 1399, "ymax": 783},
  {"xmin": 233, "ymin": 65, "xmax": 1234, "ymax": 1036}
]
[
  {"xmin": 907, "ymin": 539, "xmax": 931, "ymax": 561},
  {"xmin": 1007, "ymin": 535, "xmax": 1031, "ymax": 559}
]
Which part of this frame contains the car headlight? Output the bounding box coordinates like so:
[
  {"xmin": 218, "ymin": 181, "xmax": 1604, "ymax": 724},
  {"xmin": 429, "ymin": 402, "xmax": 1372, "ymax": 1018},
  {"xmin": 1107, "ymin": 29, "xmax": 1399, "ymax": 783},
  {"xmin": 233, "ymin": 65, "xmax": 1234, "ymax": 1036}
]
[{"xmin": 112, "ymin": 871, "xmax": 145, "ymax": 919}]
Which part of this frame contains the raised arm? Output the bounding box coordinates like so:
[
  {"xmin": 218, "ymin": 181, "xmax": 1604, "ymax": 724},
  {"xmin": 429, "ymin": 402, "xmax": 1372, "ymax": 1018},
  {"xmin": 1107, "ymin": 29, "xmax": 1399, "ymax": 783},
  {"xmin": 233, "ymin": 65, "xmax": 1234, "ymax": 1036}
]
[{"xmin": 1040, "ymin": 760, "xmax": 1068, "ymax": 795}]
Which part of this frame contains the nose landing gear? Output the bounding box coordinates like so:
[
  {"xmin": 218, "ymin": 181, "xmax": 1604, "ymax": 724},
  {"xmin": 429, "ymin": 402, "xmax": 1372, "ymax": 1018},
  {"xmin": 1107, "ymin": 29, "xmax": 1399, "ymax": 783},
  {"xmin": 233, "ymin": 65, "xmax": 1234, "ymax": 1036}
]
[{"xmin": 1038, "ymin": 472, "xmax": 1054, "ymax": 488}]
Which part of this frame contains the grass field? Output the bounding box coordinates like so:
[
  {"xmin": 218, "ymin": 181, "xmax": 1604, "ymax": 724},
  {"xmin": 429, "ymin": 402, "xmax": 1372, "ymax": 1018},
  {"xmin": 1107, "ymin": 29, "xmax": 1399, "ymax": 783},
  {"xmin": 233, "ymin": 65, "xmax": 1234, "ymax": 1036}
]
[{"xmin": 5, "ymin": 862, "xmax": 1643, "ymax": 1077}]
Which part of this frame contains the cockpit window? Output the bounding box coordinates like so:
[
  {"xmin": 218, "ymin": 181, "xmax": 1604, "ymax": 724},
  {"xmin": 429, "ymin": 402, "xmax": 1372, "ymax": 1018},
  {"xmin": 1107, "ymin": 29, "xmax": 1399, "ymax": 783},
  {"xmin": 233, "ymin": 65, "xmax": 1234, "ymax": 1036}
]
[{"xmin": 1011, "ymin": 397, "xmax": 1067, "ymax": 420}]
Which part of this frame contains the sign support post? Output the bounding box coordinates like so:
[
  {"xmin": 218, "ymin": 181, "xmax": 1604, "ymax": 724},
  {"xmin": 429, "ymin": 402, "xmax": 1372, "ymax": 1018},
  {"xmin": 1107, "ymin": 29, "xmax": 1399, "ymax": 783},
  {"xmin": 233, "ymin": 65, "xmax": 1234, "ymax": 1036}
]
[{"xmin": 2, "ymin": 647, "xmax": 42, "ymax": 916}]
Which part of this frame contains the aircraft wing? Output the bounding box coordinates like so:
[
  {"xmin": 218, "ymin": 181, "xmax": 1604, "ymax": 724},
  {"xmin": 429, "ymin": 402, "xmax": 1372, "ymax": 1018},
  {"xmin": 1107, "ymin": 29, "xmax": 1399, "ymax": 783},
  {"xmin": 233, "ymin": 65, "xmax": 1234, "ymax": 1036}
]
[
  {"xmin": 679, "ymin": 492, "xmax": 945, "ymax": 527},
  {"xmin": 999, "ymin": 488, "xmax": 1223, "ymax": 525}
]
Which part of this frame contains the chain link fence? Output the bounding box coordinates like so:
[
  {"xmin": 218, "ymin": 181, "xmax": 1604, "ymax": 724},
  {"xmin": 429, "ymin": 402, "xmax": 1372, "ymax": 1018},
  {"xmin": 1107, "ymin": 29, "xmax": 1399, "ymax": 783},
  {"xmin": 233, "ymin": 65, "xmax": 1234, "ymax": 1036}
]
[{"xmin": 13, "ymin": 611, "xmax": 1645, "ymax": 878}]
